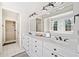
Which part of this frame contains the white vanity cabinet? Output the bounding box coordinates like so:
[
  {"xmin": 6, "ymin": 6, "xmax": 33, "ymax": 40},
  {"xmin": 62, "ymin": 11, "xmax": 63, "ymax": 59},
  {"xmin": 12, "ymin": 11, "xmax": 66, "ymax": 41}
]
[
  {"xmin": 22, "ymin": 34, "xmax": 78, "ymax": 57},
  {"xmin": 22, "ymin": 35, "xmax": 43, "ymax": 57},
  {"xmin": 43, "ymin": 40, "xmax": 63, "ymax": 57},
  {"xmin": 43, "ymin": 39, "xmax": 79, "ymax": 57},
  {"xmin": 43, "ymin": 47, "xmax": 62, "ymax": 57}
]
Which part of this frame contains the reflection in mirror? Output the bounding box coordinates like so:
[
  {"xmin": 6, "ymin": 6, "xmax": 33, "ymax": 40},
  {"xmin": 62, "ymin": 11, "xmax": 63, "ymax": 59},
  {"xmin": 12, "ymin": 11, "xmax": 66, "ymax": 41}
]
[
  {"xmin": 43, "ymin": 2, "xmax": 73, "ymax": 33},
  {"xmin": 36, "ymin": 18, "xmax": 44, "ymax": 32}
]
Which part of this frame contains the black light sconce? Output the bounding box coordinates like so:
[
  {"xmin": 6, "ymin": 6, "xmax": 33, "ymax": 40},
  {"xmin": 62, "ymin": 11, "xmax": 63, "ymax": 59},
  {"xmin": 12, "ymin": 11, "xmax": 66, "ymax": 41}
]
[
  {"xmin": 42, "ymin": 2, "xmax": 56, "ymax": 11},
  {"xmin": 29, "ymin": 12, "xmax": 37, "ymax": 17},
  {"xmin": 74, "ymin": 14, "xmax": 79, "ymax": 24},
  {"xmin": 42, "ymin": 2, "xmax": 63, "ymax": 11}
]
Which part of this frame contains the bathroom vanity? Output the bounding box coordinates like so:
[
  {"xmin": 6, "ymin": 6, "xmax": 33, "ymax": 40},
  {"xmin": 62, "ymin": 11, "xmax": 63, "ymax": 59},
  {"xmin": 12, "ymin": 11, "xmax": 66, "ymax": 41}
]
[{"xmin": 22, "ymin": 33, "xmax": 79, "ymax": 57}]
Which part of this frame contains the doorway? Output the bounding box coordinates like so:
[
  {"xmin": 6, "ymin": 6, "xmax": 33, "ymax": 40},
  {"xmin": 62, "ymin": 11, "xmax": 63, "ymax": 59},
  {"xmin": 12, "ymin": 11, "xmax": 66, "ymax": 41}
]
[{"xmin": 4, "ymin": 20, "xmax": 16, "ymax": 45}]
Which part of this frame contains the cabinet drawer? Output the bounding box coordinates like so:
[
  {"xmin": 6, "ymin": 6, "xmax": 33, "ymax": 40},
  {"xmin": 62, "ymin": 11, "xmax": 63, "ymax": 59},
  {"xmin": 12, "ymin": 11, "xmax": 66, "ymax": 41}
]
[
  {"xmin": 43, "ymin": 48, "xmax": 63, "ymax": 57},
  {"xmin": 33, "ymin": 47, "xmax": 42, "ymax": 57},
  {"xmin": 44, "ymin": 41, "xmax": 61, "ymax": 53},
  {"xmin": 33, "ymin": 39, "xmax": 42, "ymax": 46}
]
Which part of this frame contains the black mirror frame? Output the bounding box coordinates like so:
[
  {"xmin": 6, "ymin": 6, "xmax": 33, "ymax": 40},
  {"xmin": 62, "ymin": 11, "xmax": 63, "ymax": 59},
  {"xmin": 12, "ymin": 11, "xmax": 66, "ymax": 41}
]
[{"xmin": 74, "ymin": 14, "xmax": 79, "ymax": 24}]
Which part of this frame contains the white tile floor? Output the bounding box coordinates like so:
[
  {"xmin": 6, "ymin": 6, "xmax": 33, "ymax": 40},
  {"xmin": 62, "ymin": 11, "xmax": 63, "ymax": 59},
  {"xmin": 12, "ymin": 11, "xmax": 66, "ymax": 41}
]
[{"xmin": 0, "ymin": 43, "xmax": 25, "ymax": 57}]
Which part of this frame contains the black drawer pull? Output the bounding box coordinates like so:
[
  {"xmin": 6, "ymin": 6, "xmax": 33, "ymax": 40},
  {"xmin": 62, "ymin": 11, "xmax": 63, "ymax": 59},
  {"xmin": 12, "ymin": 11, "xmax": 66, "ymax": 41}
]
[
  {"xmin": 54, "ymin": 49, "xmax": 56, "ymax": 51},
  {"xmin": 54, "ymin": 55, "xmax": 58, "ymax": 57},
  {"xmin": 51, "ymin": 53, "xmax": 54, "ymax": 55}
]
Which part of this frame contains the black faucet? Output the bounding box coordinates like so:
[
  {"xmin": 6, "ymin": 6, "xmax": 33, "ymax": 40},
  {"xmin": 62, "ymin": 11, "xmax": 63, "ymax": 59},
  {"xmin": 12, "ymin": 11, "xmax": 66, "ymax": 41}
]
[{"xmin": 59, "ymin": 36, "xmax": 62, "ymax": 41}]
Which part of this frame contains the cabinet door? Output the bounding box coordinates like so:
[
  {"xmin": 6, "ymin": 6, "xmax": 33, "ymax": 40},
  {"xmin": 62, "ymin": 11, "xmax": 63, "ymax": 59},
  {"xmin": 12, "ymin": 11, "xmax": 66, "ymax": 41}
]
[
  {"xmin": 36, "ymin": 47, "xmax": 42, "ymax": 57},
  {"xmin": 33, "ymin": 45, "xmax": 42, "ymax": 57},
  {"xmin": 44, "ymin": 40, "xmax": 62, "ymax": 54},
  {"xmin": 22, "ymin": 38, "xmax": 27, "ymax": 49},
  {"xmin": 43, "ymin": 48, "xmax": 63, "ymax": 57},
  {"xmin": 26, "ymin": 37, "xmax": 33, "ymax": 56},
  {"xmin": 32, "ymin": 38, "xmax": 42, "ymax": 57}
]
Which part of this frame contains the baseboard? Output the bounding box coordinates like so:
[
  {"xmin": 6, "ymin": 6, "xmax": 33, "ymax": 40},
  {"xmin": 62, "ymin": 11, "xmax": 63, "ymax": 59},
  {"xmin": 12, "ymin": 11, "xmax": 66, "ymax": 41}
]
[{"xmin": 3, "ymin": 41, "xmax": 16, "ymax": 46}]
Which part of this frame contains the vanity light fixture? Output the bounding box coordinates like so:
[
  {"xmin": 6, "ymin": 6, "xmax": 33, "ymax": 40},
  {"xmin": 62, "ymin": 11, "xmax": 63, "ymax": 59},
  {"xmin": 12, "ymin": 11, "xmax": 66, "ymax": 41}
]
[
  {"xmin": 42, "ymin": 2, "xmax": 63, "ymax": 11},
  {"xmin": 29, "ymin": 2, "xmax": 63, "ymax": 17},
  {"xmin": 29, "ymin": 12, "xmax": 38, "ymax": 17},
  {"xmin": 42, "ymin": 6, "xmax": 47, "ymax": 10}
]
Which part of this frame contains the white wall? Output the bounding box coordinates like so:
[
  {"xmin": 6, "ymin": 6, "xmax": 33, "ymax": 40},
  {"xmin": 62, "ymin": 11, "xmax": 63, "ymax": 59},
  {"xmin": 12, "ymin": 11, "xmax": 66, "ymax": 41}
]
[
  {"xmin": 0, "ymin": 3, "xmax": 2, "ymax": 42},
  {"xmin": 73, "ymin": 2, "xmax": 79, "ymax": 15},
  {"xmin": 73, "ymin": 2, "xmax": 79, "ymax": 52},
  {"xmin": 0, "ymin": 3, "xmax": 2, "ymax": 54}
]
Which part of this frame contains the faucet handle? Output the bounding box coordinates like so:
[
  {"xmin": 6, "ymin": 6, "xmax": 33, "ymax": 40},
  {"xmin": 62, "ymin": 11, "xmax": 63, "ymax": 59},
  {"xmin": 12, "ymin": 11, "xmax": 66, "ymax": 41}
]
[
  {"xmin": 55, "ymin": 37, "xmax": 58, "ymax": 40},
  {"xmin": 59, "ymin": 36, "xmax": 62, "ymax": 41},
  {"xmin": 64, "ymin": 39, "xmax": 68, "ymax": 42}
]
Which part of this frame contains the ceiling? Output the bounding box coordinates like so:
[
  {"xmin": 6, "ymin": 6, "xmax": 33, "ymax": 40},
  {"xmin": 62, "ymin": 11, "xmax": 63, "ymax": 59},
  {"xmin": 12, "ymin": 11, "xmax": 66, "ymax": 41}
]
[
  {"xmin": 2, "ymin": 2, "xmax": 73, "ymax": 19},
  {"xmin": 2, "ymin": 2, "xmax": 48, "ymax": 17}
]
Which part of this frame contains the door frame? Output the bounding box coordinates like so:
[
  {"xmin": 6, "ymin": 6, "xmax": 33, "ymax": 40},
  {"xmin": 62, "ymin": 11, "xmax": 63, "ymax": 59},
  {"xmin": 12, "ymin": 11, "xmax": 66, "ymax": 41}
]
[
  {"xmin": 2, "ymin": 8, "xmax": 21, "ymax": 47},
  {"xmin": 4, "ymin": 20, "xmax": 17, "ymax": 44}
]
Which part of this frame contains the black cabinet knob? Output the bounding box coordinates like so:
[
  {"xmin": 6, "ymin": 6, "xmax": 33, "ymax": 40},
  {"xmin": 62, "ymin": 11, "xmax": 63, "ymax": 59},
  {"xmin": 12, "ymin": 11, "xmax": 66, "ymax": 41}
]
[
  {"xmin": 35, "ymin": 46, "xmax": 37, "ymax": 47},
  {"xmin": 35, "ymin": 50, "xmax": 37, "ymax": 52},
  {"xmin": 35, "ymin": 41, "xmax": 37, "ymax": 42}
]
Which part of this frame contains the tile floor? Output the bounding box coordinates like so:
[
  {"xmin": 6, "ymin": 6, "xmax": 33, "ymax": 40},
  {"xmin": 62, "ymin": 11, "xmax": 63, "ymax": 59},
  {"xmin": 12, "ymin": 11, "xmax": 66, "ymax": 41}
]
[
  {"xmin": 12, "ymin": 51, "xmax": 29, "ymax": 57},
  {"xmin": 0, "ymin": 43, "xmax": 25, "ymax": 57}
]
